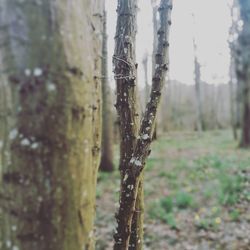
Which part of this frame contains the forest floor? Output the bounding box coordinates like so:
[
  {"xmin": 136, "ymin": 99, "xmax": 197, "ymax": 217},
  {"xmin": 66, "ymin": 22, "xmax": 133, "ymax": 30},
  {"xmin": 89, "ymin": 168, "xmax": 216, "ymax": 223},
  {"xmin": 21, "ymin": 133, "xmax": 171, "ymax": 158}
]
[{"xmin": 95, "ymin": 130, "xmax": 250, "ymax": 250}]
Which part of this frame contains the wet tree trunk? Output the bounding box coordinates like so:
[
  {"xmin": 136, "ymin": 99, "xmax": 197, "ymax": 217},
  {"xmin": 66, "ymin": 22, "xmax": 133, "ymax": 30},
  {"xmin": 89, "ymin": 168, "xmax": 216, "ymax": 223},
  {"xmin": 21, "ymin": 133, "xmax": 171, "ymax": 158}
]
[
  {"xmin": 237, "ymin": 0, "xmax": 250, "ymax": 148},
  {"xmin": 0, "ymin": 1, "xmax": 103, "ymax": 249},
  {"xmin": 99, "ymin": 10, "xmax": 114, "ymax": 172},
  {"xmin": 113, "ymin": 0, "xmax": 173, "ymax": 248}
]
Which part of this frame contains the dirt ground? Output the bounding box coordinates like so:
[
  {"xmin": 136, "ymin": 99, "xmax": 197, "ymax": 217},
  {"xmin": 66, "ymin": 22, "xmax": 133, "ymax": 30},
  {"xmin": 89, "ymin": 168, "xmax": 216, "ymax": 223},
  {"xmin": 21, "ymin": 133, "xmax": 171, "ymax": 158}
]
[{"xmin": 95, "ymin": 130, "xmax": 250, "ymax": 250}]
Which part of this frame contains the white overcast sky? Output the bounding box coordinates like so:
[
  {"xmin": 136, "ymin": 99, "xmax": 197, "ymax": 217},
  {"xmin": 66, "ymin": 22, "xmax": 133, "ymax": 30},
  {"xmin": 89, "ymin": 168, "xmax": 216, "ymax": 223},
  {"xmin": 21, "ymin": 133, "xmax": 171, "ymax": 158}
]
[{"xmin": 106, "ymin": 0, "xmax": 232, "ymax": 88}]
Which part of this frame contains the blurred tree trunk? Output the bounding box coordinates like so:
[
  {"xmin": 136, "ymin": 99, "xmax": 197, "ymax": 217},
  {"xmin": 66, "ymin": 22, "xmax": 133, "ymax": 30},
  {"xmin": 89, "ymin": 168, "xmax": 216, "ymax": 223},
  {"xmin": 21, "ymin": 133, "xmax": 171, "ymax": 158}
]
[
  {"xmin": 228, "ymin": 0, "xmax": 240, "ymax": 140},
  {"xmin": 99, "ymin": 10, "xmax": 114, "ymax": 172},
  {"xmin": 237, "ymin": 0, "xmax": 250, "ymax": 147},
  {"xmin": 228, "ymin": 71, "xmax": 238, "ymax": 140},
  {"xmin": 193, "ymin": 39, "xmax": 204, "ymax": 132},
  {"xmin": 236, "ymin": 80, "xmax": 243, "ymax": 128},
  {"xmin": 229, "ymin": 37, "xmax": 238, "ymax": 140},
  {"xmin": 151, "ymin": 1, "xmax": 159, "ymax": 140},
  {"xmin": 0, "ymin": 78, "xmax": 11, "ymax": 182},
  {"xmin": 0, "ymin": 1, "xmax": 103, "ymax": 249},
  {"xmin": 113, "ymin": 0, "xmax": 172, "ymax": 248},
  {"xmin": 142, "ymin": 54, "xmax": 150, "ymax": 108}
]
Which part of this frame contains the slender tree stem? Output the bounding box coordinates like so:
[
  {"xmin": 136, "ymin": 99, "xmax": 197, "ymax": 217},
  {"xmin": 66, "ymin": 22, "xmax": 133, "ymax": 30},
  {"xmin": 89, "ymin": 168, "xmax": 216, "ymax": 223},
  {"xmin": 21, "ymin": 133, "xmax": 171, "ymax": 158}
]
[{"xmin": 113, "ymin": 1, "xmax": 173, "ymax": 249}]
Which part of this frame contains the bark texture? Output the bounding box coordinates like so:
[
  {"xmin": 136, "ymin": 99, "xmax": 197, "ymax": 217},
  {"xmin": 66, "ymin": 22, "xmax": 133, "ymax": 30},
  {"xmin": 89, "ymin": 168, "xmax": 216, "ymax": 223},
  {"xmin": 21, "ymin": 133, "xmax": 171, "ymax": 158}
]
[
  {"xmin": 113, "ymin": 0, "xmax": 142, "ymax": 248},
  {"xmin": 113, "ymin": 0, "xmax": 173, "ymax": 248},
  {"xmin": 0, "ymin": 1, "xmax": 103, "ymax": 249},
  {"xmin": 237, "ymin": 0, "xmax": 250, "ymax": 147},
  {"xmin": 99, "ymin": 10, "xmax": 114, "ymax": 172}
]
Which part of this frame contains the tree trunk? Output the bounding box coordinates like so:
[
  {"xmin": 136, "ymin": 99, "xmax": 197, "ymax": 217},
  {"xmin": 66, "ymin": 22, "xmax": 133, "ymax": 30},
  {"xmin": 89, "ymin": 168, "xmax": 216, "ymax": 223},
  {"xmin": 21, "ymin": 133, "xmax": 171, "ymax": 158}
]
[
  {"xmin": 113, "ymin": 0, "xmax": 173, "ymax": 248},
  {"xmin": 151, "ymin": 2, "xmax": 158, "ymax": 73},
  {"xmin": 99, "ymin": 10, "xmax": 114, "ymax": 172},
  {"xmin": 151, "ymin": 2, "xmax": 159, "ymax": 140},
  {"xmin": 228, "ymin": 0, "xmax": 241, "ymax": 140},
  {"xmin": 0, "ymin": 1, "xmax": 103, "ymax": 249},
  {"xmin": 229, "ymin": 81, "xmax": 238, "ymax": 140},
  {"xmin": 193, "ymin": 39, "xmax": 204, "ymax": 132},
  {"xmin": 128, "ymin": 175, "xmax": 144, "ymax": 250},
  {"xmin": 237, "ymin": 0, "xmax": 250, "ymax": 148},
  {"xmin": 229, "ymin": 60, "xmax": 238, "ymax": 140},
  {"xmin": 142, "ymin": 54, "xmax": 150, "ymax": 108},
  {"xmin": 113, "ymin": 0, "xmax": 143, "ymax": 248}
]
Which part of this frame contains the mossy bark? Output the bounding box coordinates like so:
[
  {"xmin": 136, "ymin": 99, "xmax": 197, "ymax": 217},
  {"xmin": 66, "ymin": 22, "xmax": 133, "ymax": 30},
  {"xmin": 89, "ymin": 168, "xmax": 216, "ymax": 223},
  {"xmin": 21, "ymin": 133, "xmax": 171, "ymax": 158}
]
[
  {"xmin": 0, "ymin": 1, "xmax": 103, "ymax": 249},
  {"xmin": 128, "ymin": 174, "xmax": 144, "ymax": 250}
]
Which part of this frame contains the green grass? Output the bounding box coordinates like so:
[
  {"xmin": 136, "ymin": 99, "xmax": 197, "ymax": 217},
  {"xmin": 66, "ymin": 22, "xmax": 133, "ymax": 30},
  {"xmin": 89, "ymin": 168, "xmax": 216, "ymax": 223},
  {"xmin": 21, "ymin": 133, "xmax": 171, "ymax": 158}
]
[
  {"xmin": 229, "ymin": 209, "xmax": 240, "ymax": 221},
  {"xmin": 146, "ymin": 157, "xmax": 165, "ymax": 171},
  {"xmin": 96, "ymin": 130, "xmax": 250, "ymax": 243},
  {"xmin": 148, "ymin": 192, "xmax": 193, "ymax": 228},
  {"xmin": 218, "ymin": 174, "xmax": 244, "ymax": 205},
  {"xmin": 148, "ymin": 200, "xmax": 177, "ymax": 229},
  {"xmin": 160, "ymin": 196, "xmax": 173, "ymax": 213},
  {"xmin": 175, "ymin": 191, "xmax": 194, "ymax": 209}
]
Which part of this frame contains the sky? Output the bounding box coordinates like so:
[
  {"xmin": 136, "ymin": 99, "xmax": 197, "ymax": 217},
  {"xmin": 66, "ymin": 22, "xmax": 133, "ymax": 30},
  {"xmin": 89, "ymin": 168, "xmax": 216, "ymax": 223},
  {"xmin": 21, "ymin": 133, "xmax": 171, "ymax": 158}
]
[{"xmin": 106, "ymin": 0, "xmax": 232, "ymax": 88}]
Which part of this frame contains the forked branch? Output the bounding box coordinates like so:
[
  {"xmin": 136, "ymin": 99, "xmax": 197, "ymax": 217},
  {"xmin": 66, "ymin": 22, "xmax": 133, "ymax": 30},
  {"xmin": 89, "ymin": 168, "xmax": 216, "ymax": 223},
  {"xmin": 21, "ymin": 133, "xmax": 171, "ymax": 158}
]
[{"xmin": 113, "ymin": 0, "xmax": 173, "ymax": 249}]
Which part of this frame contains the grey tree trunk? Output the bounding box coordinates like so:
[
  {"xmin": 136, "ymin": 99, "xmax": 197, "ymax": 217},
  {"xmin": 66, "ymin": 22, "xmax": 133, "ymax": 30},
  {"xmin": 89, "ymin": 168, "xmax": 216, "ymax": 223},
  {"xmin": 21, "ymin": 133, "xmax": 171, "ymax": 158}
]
[
  {"xmin": 228, "ymin": 75, "xmax": 238, "ymax": 140},
  {"xmin": 0, "ymin": 1, "xmax": 103, "ymax": 249},
  {"xmin": 228, "ymin": 0, "xmax": 241, "ymax": 140},
  {"xmin": 142, "ymin": 54, "xmax": 150, "ymax": 108},
  {"xmin": 151, "ymin": 0, "xmax": 160, "ymax": 140},
  {"xmin": 193, "ymin": 39, "xmax": 204, "ymax": 132},
  {"xmin": 237, "ymin": 0, "xmax": 250, "ymax": 147},
  {"xmin": 151, "ymin": 1, "xmax": 159, "ymax": 140},
  {"xmin": 151, "ymin": 1, "xmax": 159, "ymax": 73},
  {"xmin": 99, "ymin": 10, "xmax": 114, "ymax": 172}
]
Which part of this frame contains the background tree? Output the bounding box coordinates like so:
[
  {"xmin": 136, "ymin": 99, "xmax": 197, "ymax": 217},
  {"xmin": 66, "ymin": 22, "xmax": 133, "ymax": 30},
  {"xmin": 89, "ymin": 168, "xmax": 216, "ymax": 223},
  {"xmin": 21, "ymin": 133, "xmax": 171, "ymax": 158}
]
[
  {"xmin": 142, "ymin": 53, "xmax": 150, "ymax": 108},
  {"xmin": 228, "ymin": 0, "xmax": 242, "ymax": 140},
  {"xmin": 228, "ymin": 6, "xmax": 238, "ymax": 140},
  {"xmin": 113, "ymin": 0, "xmax": 173, "ymax": 248},
  {"xmin": 151, "ymin": 0, "xmax": 160, "ymax": 140},
  {"xmin": 99, "ymin": 9, "xmax": 114, "ymax": 172},
  {"xmin": 193, "ymin": 37, "xmax": 205, "ymax": 132},
  {"xmin": 236, "ymin": 0, "xmax": 250, "ymax": 147},
  {"xmin": 0, "ymin": 0, "xmax": 103, "ymax": 249}
]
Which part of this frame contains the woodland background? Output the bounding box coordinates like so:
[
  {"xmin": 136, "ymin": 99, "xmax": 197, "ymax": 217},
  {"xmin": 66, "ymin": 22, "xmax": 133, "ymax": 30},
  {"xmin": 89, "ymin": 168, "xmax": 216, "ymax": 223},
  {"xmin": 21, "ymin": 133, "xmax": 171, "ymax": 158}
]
[{"xmin": 0, "ymin": 0, "xmax": 250, "ymax": 250}]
